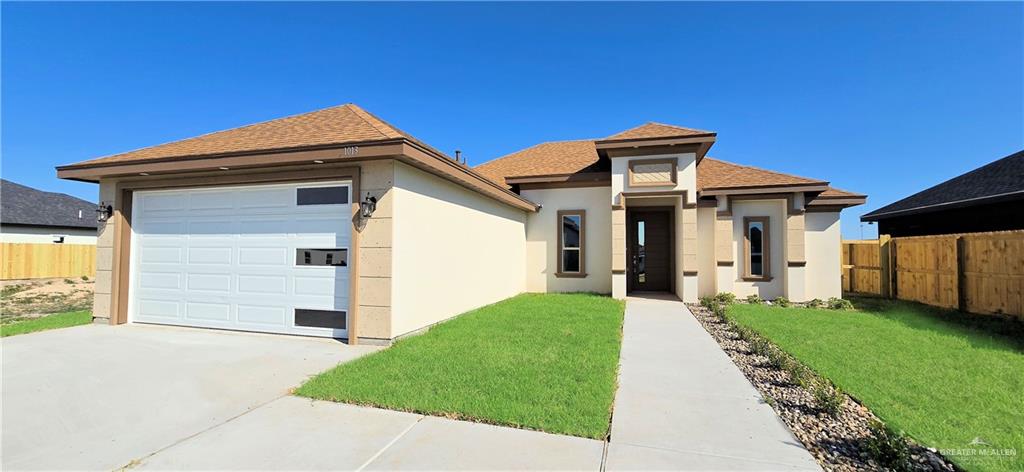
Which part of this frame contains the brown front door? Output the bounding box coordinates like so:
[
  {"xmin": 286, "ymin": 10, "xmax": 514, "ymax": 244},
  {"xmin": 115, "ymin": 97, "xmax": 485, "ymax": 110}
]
[{"xmin": 628, "ymin": 209, "xmax": 672, "ymax": 292}]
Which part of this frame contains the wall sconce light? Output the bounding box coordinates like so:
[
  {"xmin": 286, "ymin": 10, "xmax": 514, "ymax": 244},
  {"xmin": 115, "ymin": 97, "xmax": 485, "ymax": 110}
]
[
  {"xmin": 360, "ymin": 193, "xmax": 377, "ymax": 218},
  {"xmin": 96, "ymin": 203, "xmax": 113, "ymax": 222}
]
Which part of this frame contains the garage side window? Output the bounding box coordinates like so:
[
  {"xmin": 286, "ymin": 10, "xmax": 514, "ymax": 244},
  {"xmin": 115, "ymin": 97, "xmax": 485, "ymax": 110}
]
[
  {"xmin": 556, "ymin": 210, "xmax": 586, "ymax": 277},
  {"xmin": 743, "ymin": 216, "xmax": 770, "ymax": 280},
  {"xmin": 297, "ymin": 186, "xmax": 349, "ymax": 205}
]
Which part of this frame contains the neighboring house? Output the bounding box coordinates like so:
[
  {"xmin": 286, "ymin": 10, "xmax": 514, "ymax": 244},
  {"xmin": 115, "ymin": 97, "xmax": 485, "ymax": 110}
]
[
  {"xmin": 861, "ymin": 150, "xmax": 1024, "ymax": 237},
  {"xmin": 56, "ymin": 104, "xmax": 864, "ymax": 344},
  {"xmin": 0, "ymin": 179, "xmax": 98, "ymax": 244}
]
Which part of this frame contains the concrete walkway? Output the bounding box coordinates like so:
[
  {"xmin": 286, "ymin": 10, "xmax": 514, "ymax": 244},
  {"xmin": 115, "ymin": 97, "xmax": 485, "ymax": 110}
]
[{"xmin": 606, "ymin": 295, "xmax": 820, "ymax": 471}]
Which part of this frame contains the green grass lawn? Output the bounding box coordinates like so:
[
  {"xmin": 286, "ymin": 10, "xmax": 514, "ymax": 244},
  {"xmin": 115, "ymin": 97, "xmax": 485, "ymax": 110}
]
[
  {"xmin": 1, "ymin": 310, "xmax": 92, "ymax": 337},
  {"xmin": 728, "ymin": 298, "xmax": 1023, "ymax": 472},
  {"xmin": 296, "ymin": 293, "xmax": 624, "ymax": 439}
]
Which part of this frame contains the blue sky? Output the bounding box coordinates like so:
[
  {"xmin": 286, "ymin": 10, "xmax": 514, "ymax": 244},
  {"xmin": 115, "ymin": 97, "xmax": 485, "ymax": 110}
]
[{"xmin": 3, "ymin": 2, "xmax": 1021, "ymax": 239}]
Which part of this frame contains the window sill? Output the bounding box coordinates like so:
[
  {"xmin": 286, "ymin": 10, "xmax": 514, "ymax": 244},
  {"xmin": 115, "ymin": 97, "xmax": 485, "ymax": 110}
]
[
  {"xmin": 555, "ymin": 272, "xmax": 588, "ymax": 278},
  {"xmin": 742, "ymin": 276, "xmax": 773, "ymax": 282}
]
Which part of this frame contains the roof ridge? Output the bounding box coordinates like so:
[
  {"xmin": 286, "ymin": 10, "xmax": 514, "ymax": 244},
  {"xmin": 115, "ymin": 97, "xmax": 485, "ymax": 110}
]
[
  {"xmin": 344, "ymin": 104, "xmax": 402, "ymax": 140},
  {"xmin": 643, "ymin": 121, "xmax": 714, "ymax": 134}
]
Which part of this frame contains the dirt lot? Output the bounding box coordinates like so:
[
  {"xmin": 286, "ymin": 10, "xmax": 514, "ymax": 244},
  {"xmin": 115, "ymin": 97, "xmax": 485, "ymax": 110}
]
[{"xmin": 1, "ymin": 277, "xmax": 94, "ymax": 324}]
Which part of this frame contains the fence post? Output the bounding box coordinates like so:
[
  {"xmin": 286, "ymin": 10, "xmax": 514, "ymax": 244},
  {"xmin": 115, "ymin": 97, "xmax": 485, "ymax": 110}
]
[
  {"xmin": 879, "ymin": 234, "xmax": 891, "ymax": 298},
  {"xmin": 956, "ymin": 236, "xmax": 967, "ymax": 312}
]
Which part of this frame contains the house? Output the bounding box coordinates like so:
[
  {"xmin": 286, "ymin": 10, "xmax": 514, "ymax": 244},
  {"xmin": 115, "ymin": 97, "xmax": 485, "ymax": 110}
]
[
  {"xmin": 1, "ymin": 179, "xmax": 98, "ymax": 244},
  {"xmin": 861, "ymin": 150, "xmax": 1024, "ymax": 237},
  {"xmin": 56, "ymin": 104, "xmax": 864, "ymax": 344}
]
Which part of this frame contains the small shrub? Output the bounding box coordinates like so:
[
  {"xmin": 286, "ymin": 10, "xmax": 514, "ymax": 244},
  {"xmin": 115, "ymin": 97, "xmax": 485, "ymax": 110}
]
[
  {"xmin": 748, "ymin": 335, "xmax": 772, "ymax": 357},
  {"xmin": 766, "ymin": 347, "xmax": 790, "ymax": 370},
  {"xmin": 81, "ymin": 275, "xmax": 89, "ymax": 281},
  {"xmin": 733, "ymin": 324, "xmax": 755, "ymax": 342},
  {"xmin": 812, "ymin": 381, "xmax": 844, "ymax": 416},
  {"xmin": 63, "ymin": 278, "xmax": 75, "ymax": 284},
  {"xmin": 828, "ymin": 297, "xmax": 854, "ymax": 310},
  {"xmin": 805, "ymin": 298, "xmax": 824, "ymax": 308},
  {"xmin": 745, "ymin": 294, "xmax": 763, "ymax": 305},
  {"xmin": 784, "ymin": 361, "xmax": 812, "ymax": 387},
  {"xmin": 773, "ymin": 297, "xmax": 790, "ymax": 308},
  {"xmin": 713, "ymin": 304, "xmax": 728, "ymax": 321},
  {"xmin": 863, "ymin": 420, "xmax": 911, "ymax": 472},
  {"xmin": 713, "ymin": 292, "xmax": 737, "ymax": 306},
  {"xmin": 699, "ymin": 296, "xmax": 716, "ymax": 309}
]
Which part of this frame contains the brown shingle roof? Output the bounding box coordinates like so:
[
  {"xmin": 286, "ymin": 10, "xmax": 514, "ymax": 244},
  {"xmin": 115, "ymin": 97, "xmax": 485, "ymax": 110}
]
[
  {"xmin": 474, "ymin": 140, "xmax": 601, "ymax": 186},
  {"xmin": 819, "ymin": 187, "xmax": 865, "ymax": 198},
  {"xmin": 697, "ymin": 157, "xmax": 825, "ymax": 191},
  {"xmin": 602, "ymin": 122, "xmax": 715, "ymax": 141},
  {"xmin": 66, "ymin": 104, "xmax": 420, "ymax": 167},
  {"xmin": 474, "ymin": 139, "xmax": 832, "ymax": 192}
]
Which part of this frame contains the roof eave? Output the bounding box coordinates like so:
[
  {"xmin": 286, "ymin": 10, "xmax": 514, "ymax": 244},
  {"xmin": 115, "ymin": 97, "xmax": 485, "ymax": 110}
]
[
  {"xmin": 699, "ymin": 183, "xmax": 829, "ymax": 196},
  {"xmin": 861, "ymin": 190, "xmax": 1024, "ymax": 222}
]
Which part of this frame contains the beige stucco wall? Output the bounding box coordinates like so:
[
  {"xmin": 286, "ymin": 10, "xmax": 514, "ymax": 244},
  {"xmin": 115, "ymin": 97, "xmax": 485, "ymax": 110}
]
[
  {"xmin": 390, "ymin": 162, "xmax": 527, "ymax": 338},
  {"xmin": 726, "ymin": 199, "xmax": 786, "ymax": 299},
  {"xmin": 356, "ymin": 160, "xmax": 395, "ymax": 341},
  {"xmin": 521, "ymin": 186, "xmax": 612, "ymax": 294},
  {"xmin": 611, "ymin": 152, "xmax": 697, "ymax": 201},
  {"xmin": 696, "ymin": 206, "xmax": 717, "ymax": 297},
  {"xmin": 91, "ymin": 179, "xmax": 118, "ymax": 322},
  {"xmin": 805, "ymin": 211, "xmax": 842, "ymax": 300}
]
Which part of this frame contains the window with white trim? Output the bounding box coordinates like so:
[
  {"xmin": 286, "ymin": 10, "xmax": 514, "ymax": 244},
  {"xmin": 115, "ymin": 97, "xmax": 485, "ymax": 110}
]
[{"xmin": 744, "ymin": 216, "xmax": 770, "ymax": 279}]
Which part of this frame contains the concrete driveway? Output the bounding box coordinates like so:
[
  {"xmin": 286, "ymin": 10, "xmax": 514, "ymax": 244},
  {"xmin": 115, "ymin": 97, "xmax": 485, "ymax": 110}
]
[{"xmin": 1, "ymin": 323, "xmax": 379, "ymax": 471}]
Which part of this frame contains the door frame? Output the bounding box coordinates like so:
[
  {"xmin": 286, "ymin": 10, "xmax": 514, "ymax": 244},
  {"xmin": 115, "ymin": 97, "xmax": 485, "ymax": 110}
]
[{"xmin": 625, "ymin": 206, "xmax": 675, "ymax": 293}]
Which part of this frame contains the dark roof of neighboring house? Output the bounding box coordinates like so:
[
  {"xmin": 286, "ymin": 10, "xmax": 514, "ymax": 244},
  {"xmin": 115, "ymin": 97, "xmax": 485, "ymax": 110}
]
[
  {"xmin": 0, "ymin": 180, "xmax": 97, "ymax": 229},
  {"xmin": 862, "ymin": 150, "xmax": 1024, "ymax": 221}
]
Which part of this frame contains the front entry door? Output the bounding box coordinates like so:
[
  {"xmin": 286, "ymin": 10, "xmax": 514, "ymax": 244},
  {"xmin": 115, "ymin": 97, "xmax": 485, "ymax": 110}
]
[{"xmin": 628, "ymin": 209, "xmax": 672, "ymax": 292}]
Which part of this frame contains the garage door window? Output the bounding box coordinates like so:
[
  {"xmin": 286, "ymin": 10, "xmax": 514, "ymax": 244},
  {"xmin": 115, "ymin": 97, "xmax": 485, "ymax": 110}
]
[
  {"xmin": 295, "ymin": 309, "xmax": 347, "ymax": 329},
  {"xmin": 297, "ymin": 186, "xmax": 349, "ymax": 205}
]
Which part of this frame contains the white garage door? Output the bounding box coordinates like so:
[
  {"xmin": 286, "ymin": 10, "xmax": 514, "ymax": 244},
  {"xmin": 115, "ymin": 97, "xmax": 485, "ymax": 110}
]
[{"xmin": 129, "ymin": 181, "xmax": 352, "ymax": 338}]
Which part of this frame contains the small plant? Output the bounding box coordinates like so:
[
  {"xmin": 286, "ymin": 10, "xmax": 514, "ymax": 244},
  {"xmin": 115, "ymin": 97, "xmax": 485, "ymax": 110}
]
[
  {"xmin": 81, "ymin": 275, "xmax": 89, "ymax": 281},
  {"xmin": 745, "ymin": 294, "xmax": 763, "ymax": 305},
  {"xmin": 766, "ymin": 347, "xmax": 790, "ymax": 370},
  {"xmin": 713, "ymin": 292, "xmax": 737, "ymax": 306},
  {"xmin": 805, "ymin": 298, "xmax": 823, "ymax": 308},
  {"xmin": 827, "ymin": 297, "xmax": 854, "ymax": 310},
  {"xmin": 733, "ymin": 324, "xmax": 755, "ymax": 342},
  {"xmin": 784, "ymin": 361, "xmax": 812, "ymax": 388},
  {"xmin": 699, "ymin": 296, "xmax": 716, "ymax": 309},
  {"xmin": 747, "ymin": 335, "xmax": 772, "ymax": 357},
  {"xmin": 863, "ymin": 420, "xmax": 911, "ymax": 472},
  {"xmin": 63, "ymin": 278, "xmax": 75, "ymax": 284},
  {"xmin": 773, "ymin": 297, "xmax": 790, "ymax": 308},
  {"xmin": 812, "ymin": 380, "xmax": 844, "ymax": 416}
]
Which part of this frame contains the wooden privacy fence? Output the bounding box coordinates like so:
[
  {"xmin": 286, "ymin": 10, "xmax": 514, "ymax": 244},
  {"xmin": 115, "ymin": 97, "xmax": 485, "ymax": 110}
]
[
  {"xmin": 1, "ymin": 243, "xmax": 96, "ymax": 280},
  {"xmin": 842, "ymin": 230, "xmax": 1024, "ymax": 319}
]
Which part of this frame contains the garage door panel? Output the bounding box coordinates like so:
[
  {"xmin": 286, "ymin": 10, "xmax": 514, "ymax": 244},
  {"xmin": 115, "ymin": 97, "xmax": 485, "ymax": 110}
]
[
  {"xmin": 186, "ymin": 273, "xmax": 232, "ymax": 293},
  {"xmin": 236, "ymin": 275, "xmax": 287, "ymax": 295},
  {"xmin": 187, "ymin": 247, "xmax": 232, "ymax": 265},
  {"xmin": 236, "ymin": 305, "xmax": 288, "ymax": 326},
  {"xmin": 238, "ymin": 219, "xmax": 290, "ymax": 235},
  {"xmin": 188, "ymin": 191, "xmax": 236, "ymax": 210},
  {"xmin": 237, "ymin": 247, "xmax": 289, "ymax": 266},
  {"xmin": 184, "ymin": 302, "xmax": 231, "ymax": 322},
  {"xmin": 137, "ymin": 299, "xmax": 181, "ymax": 319},
  {"xmin": 140, "ymin": 246, "xmax": 184, "ymax": 264},
  {"xmin": 130, "ymin": 181, "xmax": 351, "ymax": 338},
  {"xmin": 139, "ymin": 272, "xmax": 182, "ymax": 290}
]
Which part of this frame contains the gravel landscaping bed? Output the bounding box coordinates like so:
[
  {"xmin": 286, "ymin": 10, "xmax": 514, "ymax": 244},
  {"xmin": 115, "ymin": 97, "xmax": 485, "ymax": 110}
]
[{"xmin": 688, "ymin": 302, "xmax": 958, "ymax": 472}]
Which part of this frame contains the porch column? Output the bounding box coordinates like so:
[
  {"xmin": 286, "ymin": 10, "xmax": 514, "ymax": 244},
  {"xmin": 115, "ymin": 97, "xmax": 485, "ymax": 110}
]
[
  {"xmin": 785, "ymin": 193, "xmax": 808, "ymax": 301},
  {"xmin": 681, "ymin": 201, "xmax": 699, "ymax": 302},
  {"xmin": 612, "ymin": 203, "xmax": 627, "ymax": 299},
  {"xmin": 715, "ymin": 196, "xmax": 734, "ymax": 295}
]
